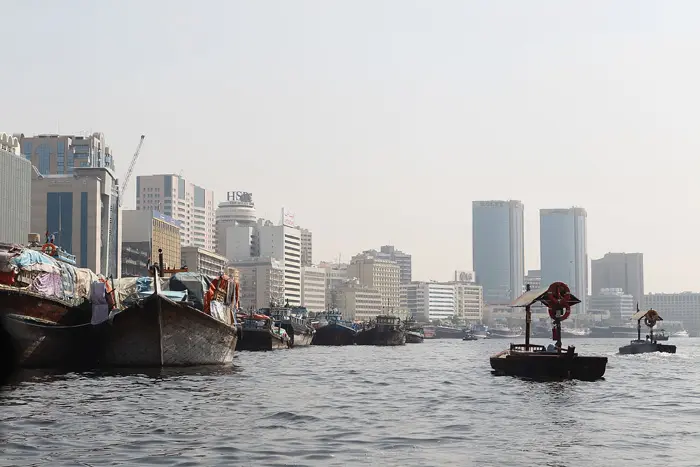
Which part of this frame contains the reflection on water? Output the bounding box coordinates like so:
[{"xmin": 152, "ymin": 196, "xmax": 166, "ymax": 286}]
[{"xmin": 2, "ymin": 339, "xmax": 700, "ymax": 466}]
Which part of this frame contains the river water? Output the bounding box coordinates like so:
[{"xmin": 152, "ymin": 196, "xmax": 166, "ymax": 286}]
[{"xmin": 1, "ymin": 338, "xmax": 699, "ymax": 466}]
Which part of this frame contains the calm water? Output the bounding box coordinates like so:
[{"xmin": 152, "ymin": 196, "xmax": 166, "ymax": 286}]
[{"xmin": 1, "ymin": 338, "xmax": 700, "ymax": 466}]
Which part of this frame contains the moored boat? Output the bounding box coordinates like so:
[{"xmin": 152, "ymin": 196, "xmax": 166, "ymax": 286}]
[
  {"xmin": 103, "ymin": 265, "xmax": 241, "ymax": 366},
  {"xmin": 619, "ymin": 308, "xmax": 676, "ymax": 355},
  {"xmin": 673, "ymin": 329, "xmax": 690, "ymax": 338},
  {"xmin": 236, "ymin": 312, "xmax": 290, "ymax": 351},
  {"xmin": 462, "ymin": 331, "xmax": 478, "ymax": 341},
  {"xmin": 355, "ymin": 315, "xmax": 406, "ymax": 346},
  {"xmin": 267, "ymin": 304, "xmax": 314, "ymax": 348},
  {"xmin": 422, "ymin": 325, "xmax": 436, "ymax": 339},
  {"xmin": 435, "ymin": 325, "xmax": 465, "ymax": 339},
  {"xmin": 488, "ymin": 325, "xmax": 523, "ymax": 339},
  {"xmin": 490, "ymin": 282, "xmax": 608, "ymax": 381},
  {"xmin": 404, "ymin": 317, "xmax": 424, "ymax": 343},
  {"xmin": 469, "ymin": 323, "xmax": 489, "ymax": 339},
  {"xmin": 2, "ymin": 314, "xmax": 101, "ymax": 369},
  {"xmin": 311, "ymin": 310, "xmax": 356, "ymax": 346}
]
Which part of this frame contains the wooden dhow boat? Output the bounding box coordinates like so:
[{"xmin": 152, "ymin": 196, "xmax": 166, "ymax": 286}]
[
  {"xmin": 310, "ymin": 310, "xmax": 357, "ymax": 346},
  {"xmin": 619, "ymin": 307, "xmax": 676, "ymax": 355},
  {"xmin": 355, "ymin": 315, "xmax": 406, "ymax": 346},
  {"xmin": 490, "ymin": 282, "xmax": 608, "ymax": 381},
  {"xmin": 235, "ymin": 310, "xmax": 291, "ymax": 351},
  {"xmin": 102, "ymin": 251, "xmax": 241, "ymax": 366}
]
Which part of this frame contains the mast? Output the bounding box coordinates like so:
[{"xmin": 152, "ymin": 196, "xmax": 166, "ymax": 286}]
[{"xmin": 524, "ymin": 284, "xmax": 531, "ymax": 350}]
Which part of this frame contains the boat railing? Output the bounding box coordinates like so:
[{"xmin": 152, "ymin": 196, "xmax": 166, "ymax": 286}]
[{"xmin": 510, "ymin": 343, "xmax": 546, "ymax": 352}]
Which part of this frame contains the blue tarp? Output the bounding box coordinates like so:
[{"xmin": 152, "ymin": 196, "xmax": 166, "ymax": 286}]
[{"xmin": 9, "ymin": 249, "xmax": 58, "ymax": 269}]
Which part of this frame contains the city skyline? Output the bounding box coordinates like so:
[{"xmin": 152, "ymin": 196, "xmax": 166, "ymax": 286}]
[{"xmin": 4, "ymin": 2, "xmax": 698, "ymax": 292}]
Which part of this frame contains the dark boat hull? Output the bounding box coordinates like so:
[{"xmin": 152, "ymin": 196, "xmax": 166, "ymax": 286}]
[
  {"xmin": 490, "ymin": 351, "xmax": 608, "ymax": 381},
  {"xmin": 355, "ymin": 328, "xmax": 406, "ymax": 346},
  {"xmin": 619, "ymin": 342, "xmax": 676, "ymax": 355},
  {"xmin": 103, "ymin": 294, "xmax": 239, "ymax": 366},
  {"xmin": 236, "ymin": 329, "xmax": 289, "ymax": 351},
  {"xmin": 311, "ymin": 323, "xmax": 356, "ymax": 346},
  {"xmin": 0, "ymin": 287, "xmax": 90, "ymax": 325},
  {"xmin": 2, "ymin": 315, "xmax": 100, "ymax": 369},
  {"xmin": 276, "ymin": 322, "xmax": 313, "ymax": 348},
  {"xmin": 405, "ymin": 332, "xmax": 424, "ymax": 343},
  {"xmin": 435, "ymin": 326, "xmax": 465, "ymax": 339}
]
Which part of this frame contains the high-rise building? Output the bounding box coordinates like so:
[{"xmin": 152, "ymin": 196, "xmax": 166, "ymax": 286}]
[
  {"xmin": 404, "ymin": 281, "xmax": 455, "ymax": 322},
  {"xmin": 180, "ymin": 246, "xmax": 228, "ymax": 278},
  {"xmin": 591, "ymin": 253, "xmax": 644, "ymax": 307},
  {"xmin": 347, "ymin": 252, "xmax": 401, "ymax": 310},
  {"xmin": 20, "ymin": 132, "xmax": 115, "ymax": 174},
  {"xmin": 0, "ymin": 133, "xmax": 30, "ymax": 244},
  {"xmin": 121, "ymin": 210, "xmax": 182, "ymax": 277},
  {"xmin": 136, "ymin": 174, "xmax": 215, "ymax": 251},
  {"xmin": 30, "ymin": 167, "xmax": 121, "ymax": 277},
  {"xmin": 231, "ymin": 257, "xmax": 285, "ymax": 310},
  {"xmin": 362, "ymin": 245, "xmax": 412, "ymax": 285},
  {"xmin": 300, "ymin": 228, "xmax": 313, "ymax": 267},
  {"xmin": 472, "ymin": 200, "xmax": 524, "ymax": 304},
  {"xmin": 215, "ymin": 191, "xmax": 256, "ymax": 256},
  {"xmin": 540, "ymin": 207, "xmax": 588, "ymax": 313},
  {"xmin": 319, "ymin": 261, "xmax": 348, "ymax": 307},
  {"xmin": 301, "ymin": 265, "xmax": 326, "ymax": 312},
  {"xmin": 223, "ymin": 219, "xmax": 302, "ymax": 306}
]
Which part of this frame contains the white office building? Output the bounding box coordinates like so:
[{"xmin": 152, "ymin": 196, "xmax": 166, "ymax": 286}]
[
  {"xmin": 301, "ymin": 265, "xmax": 326, "ymax": 312},
  {"xmin": 232, "ymin": 257, "xmax": 285, "ymax": 310},
  {"xmin": 404, "ymin": 281, "xmax": 455, "ymax": 322},
  {"xmin": 136, "ymin": 174, "xmax": 216, "ymax": 251}
]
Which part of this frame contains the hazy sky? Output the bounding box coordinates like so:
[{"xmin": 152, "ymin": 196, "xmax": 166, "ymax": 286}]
[{"xmin": 3, "ymin": 1, "xmax": 699, "ymax": 293}]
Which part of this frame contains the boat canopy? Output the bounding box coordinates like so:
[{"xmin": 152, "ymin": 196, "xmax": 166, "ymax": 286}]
[
  {"xmin": 630, "ymin": 308, "xmax": 663, "ymax": 322},
  {"xmin": 511, "ymin": 287, "xmax": 581, "ymax": 308}
]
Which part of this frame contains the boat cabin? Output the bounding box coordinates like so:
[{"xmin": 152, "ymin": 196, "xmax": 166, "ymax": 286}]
[{"xmin": 375, "ymin": 315, "xmax": 402, "ymax": 331}]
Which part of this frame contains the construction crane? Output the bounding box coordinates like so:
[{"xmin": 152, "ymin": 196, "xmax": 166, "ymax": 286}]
[{"xmin": 118, "ymin": 135, "xmax": 145, "ymax": 207}]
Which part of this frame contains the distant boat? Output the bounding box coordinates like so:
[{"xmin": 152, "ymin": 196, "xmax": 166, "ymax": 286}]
[
  {"xmin": 422, "ymin": 325, "xmax": 437, "ymax": 339},
  {"xmin": 469, "ymin": 323, "xmax": 489, "ymax": 339},
  {"xmin": 673, "ymin": 329, "xmax": 690, "ymax": 338},
  {"xmin": 311, "ymin": 310, "xmax": 356, "ymax": 346},
  {"xmin": 619, "ymin": 308, "xmax": 676, "ymax": 355},
  {"xmin": 355, "ymin": 315, "xmax": 406, "ymax": 346},
  {"xmin": 435, "ymin": 325, "xmax": 466, "ymax": 339},
  {"xmin": 488, "ymin": 325, "xmax": 523, "ymax": 339}
]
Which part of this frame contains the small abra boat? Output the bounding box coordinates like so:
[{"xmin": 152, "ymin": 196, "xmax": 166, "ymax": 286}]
[
  {"xmin": 490, "ymin": 282, "xmax": 608, "ymax": 381},
  {"xmin": 619, "ymin": 308, "xmax": 676, "ymax": 355},
  {"xmin": 355, "ymin": 315, "xmax": 406, "ymax": 346}
]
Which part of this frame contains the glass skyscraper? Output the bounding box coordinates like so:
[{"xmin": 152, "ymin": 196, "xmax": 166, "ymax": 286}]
[
  {"xmin": 472, "ymin": 200, "xmax": 525, "ymax": 304},
  {"xmin": 539, "ymin": 207, "xmax": 588, "ymax": 313}
]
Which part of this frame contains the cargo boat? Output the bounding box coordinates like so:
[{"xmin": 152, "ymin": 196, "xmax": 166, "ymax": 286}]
[{"xmin": 355, "ymin": 315, "xmax": 406, "ymax": 346}]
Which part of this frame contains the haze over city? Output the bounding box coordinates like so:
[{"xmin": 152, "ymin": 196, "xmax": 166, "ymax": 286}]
[{"xmin": 3, "ymin": 0, "xmax": 699, "ymax": 292}]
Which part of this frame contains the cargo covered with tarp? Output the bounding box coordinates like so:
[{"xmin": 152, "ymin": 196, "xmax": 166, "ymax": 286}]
[
  {"xmin": 112, "ymin": 276, "xmax": 170, "ymax": 308},
  {"xmin": 168, "ymin": 272, "xmax": 213, "ymax": 311},
  {"xmin": 0, "ymin": 242, "xmax": 101, "ymax": 305}
]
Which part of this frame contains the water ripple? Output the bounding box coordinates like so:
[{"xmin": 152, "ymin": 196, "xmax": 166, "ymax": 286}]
[{"xmin": 1, "ymin": 339, "xmax": 700, "ymax": 465}]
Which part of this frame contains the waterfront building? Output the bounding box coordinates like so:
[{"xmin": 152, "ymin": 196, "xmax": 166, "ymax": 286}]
[
  {"xmin": 121, "ymin": 210, "xmax": 182, "ymax": 277},
  {"xmin": 300, "ymin": 228, "xmax": 313, "ymax": 267},
  {"xmin": 333, "ymin": 278, "xmax": 383, "ymax": 322},
  {"xmin": 361, "ymin": 245, "xmax": 412, "ymax": 285},
  {"xmin": 450, "ymin": 271, "xmax": 484, "ymax": 323},
  {"xmin": 524, "ymin": 269, "xmax": 541, "ymax": 291},
  {"xmin": 215, "ymin": 191, "xmax": 256, "ymax": 256},
  {"xmin": 30, "ymin": 167, "xmax": 120, "ymax": 277},
  {"xmin": 301, "ymin": 266, "xmax": 326, "ymax": 312},
  {"xmin": 472, "ymin": 200, "xmax": 524, "ymax": 304},
  {"xmin": 591, "ymin": 253, "xmax": 644, "ymax": 307},
  {"xmin": 231, "ymin": 257, "xmax": 285, "ymax": 310},
  {"xmin": 403, "ymin": 281, "xmax": 456, "ymax": 322},
  {"xmin": 540, "ymin": 207, "xmax": 588, "ymax": 313},
  {"xmin": 0, "ymin": 133, "xmax": 30, "ymax": 244},
  {"xmin": 588, "ymin": 288, "xmax": 635, "ymax": 323},
  {"xmin": 180, "ymin": 246, "xmax": 227, "ymax": 278},
  {"xmin": 644, "ymin": 292, "xmax": 700, "ymax": 335},
  {"xmin": 20, "ymin": 132, "xmax": 115, "ymax": 174},
  {"xmin": 223, "ymin": 219, "xmax": 302, "ymax": 306},
  {"xmin": 347, "ymin": 252, "xmax": 401, "ymax": 310},
  {"xmin": 136, "ymin": 174, "xmax": 215, "ymax": 251}
]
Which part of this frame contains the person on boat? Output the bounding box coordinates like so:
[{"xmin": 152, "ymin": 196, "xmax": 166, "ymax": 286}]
[{"xmin": 546, "ymin": 342, "xmax": 557, "ymax": 352}]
